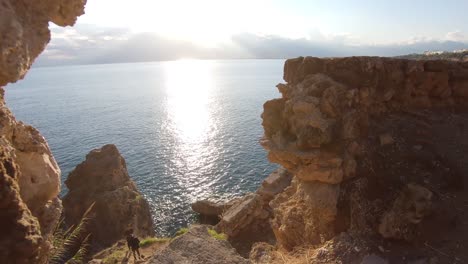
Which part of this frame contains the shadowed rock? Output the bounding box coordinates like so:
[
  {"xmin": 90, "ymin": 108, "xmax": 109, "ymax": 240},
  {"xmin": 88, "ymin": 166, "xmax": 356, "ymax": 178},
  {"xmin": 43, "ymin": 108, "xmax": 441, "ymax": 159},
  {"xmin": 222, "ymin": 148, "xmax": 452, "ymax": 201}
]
[
  {"xmin": 261, "ymin": 56, "xmax": 468, "ymax": 251},
  {"xmin": 63, "ymin": 144, "xmax": 154, "ymax": 248}
]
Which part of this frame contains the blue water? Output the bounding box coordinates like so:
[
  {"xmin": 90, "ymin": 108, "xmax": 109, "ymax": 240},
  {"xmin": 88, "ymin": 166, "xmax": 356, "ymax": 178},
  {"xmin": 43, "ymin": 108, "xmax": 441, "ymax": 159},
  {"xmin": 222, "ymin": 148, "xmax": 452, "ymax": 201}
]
[{"xmin": 5, "ymin": 59, "xmax": 283, "ymax": 236}]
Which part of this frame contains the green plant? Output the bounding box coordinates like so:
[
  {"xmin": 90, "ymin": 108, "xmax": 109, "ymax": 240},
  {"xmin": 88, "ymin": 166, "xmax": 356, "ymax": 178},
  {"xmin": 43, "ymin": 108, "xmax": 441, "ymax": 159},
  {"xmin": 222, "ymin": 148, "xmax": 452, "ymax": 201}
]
[
  {"xmin": 207, "ymin": 228, "xmax": 227, "ymax": 240},
  {"xmin": 139, "ymin": 237, "xmax": 170, "ymax": 248},
  {"xmin": 49, "ymin": 203, "xmax": 95, "ymax": 264},
  {"xmin": 175, "ymin": 227, "xmax": 189, "ymax": 237}
]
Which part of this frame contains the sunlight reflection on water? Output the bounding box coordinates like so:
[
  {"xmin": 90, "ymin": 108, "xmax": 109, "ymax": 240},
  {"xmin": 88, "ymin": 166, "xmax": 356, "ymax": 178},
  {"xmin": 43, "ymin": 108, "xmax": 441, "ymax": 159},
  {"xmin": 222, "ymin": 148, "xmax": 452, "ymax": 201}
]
[
  {"xmin": 165, "ymin": 60, "xmax": 218, "ymax": 200},
  {"xmin": 6, "ymin": 60, "xmax": 284, "ymax": 236}
]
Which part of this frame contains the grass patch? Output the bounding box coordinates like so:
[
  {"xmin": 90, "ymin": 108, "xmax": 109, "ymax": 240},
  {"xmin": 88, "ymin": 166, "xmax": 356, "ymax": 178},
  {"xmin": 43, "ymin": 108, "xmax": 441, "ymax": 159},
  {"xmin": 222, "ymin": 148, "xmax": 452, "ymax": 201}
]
[
  {"xmin": 139, "ymin": 237, "xmax": 170, "ymax": 248},
  {"xmin": 208, "ymin": 228, "xmax": 227, "ymax": 240},
  {"xmin": 175, "ymin": 227, "xmax": 189, "ymax": 237},
  {"xmin": 102, "ymin": 249, "xmax": 126, "ymax": 264}
]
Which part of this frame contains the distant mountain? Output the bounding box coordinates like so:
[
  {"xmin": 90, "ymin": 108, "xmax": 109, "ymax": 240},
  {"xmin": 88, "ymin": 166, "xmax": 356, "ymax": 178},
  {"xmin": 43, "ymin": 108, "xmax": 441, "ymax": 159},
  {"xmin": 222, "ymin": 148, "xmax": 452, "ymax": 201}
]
[{"xmin": 397, "ymin": 49, "xmax": 468, "ymax": 61}]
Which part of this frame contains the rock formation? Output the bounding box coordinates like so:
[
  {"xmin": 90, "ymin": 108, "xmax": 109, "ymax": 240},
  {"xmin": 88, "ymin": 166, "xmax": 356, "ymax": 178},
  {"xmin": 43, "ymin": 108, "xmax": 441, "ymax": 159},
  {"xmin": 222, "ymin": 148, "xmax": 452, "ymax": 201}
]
[
  {"xmin": 0, "ymin": 1, "xmax": 87, "ymax": 262},
  {"xmin": 62, "ymin": 144, "xmax": 154, "ymax": 248},
  {"xmin": 148, "ymin": 225, "xmax": 249, "ymax": 264},
  {"xmin": 192, "ymin": 200, "xmax": 230, "ymax": 218},
  {"xmin": 215, "ymin": 168, "xmax": 292, "ymax": 236},
  {"xmin": 0, "ymin": 147, "xmax": 44, "ymax": 263},
  {"xmin": 260, "ymin": 56, "xmax": 468, "ymax": 261}
]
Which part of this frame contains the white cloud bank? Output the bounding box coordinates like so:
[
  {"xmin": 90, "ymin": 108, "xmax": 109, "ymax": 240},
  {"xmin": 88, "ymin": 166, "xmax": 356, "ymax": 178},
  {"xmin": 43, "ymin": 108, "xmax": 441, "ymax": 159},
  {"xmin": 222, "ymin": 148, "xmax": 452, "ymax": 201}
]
[{"xmin": 35, "ymin": 25, "xmax": 468, "ymax": 67}]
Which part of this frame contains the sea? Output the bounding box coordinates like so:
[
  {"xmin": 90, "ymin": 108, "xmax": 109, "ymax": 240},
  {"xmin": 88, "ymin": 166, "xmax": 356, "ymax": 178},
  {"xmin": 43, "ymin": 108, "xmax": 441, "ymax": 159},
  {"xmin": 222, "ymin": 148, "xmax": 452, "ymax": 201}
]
[{"xmin": 5, "ymin": 59, "xmax": 284, "ymax": 236}]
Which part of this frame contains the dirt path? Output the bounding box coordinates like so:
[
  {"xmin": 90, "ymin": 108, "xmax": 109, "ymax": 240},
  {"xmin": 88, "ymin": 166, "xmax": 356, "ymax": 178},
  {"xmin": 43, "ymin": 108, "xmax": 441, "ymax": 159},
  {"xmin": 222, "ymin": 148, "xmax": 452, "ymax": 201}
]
[{"xmin": 90, "ymin": 240, "xmax": 168, "ymax": 264}]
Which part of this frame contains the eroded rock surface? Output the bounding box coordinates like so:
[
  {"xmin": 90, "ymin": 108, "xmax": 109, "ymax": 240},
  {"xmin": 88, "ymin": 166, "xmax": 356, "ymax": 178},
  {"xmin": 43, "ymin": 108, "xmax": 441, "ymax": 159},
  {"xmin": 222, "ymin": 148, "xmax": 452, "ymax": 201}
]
[
  {"xmin": 0, "ymin": 0, "xmax": 86, "ymax": 86},
  {"xmin": 148, "ymin": 225, "xmax": 249, "ymax": 264},
  {"xmin": 63, "ymin": 144, "xmax": 154, "ymax": 248},
  {"xmin": 0, "ymin": 0, "xmax": 87, "ymax": 262},
  {"xmin": 0, "ymin": 147, "xmax": 44, "ymax": 263},
  {"xmin": 261, "ymin": 56, "xmax": 468, "ymax": 252},
  {"xmin": 378, "ymin": 183, "xmax": 433, "ymax": 240},
  {"xmin": 214, "ymin": 168, "xmax": 292, "ymax": 238}
]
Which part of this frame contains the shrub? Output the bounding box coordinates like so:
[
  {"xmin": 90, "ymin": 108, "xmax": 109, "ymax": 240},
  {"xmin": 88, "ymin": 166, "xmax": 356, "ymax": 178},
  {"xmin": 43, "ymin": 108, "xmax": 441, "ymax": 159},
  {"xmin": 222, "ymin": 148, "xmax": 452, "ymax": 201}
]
[
  {"xmin": 139, "ymin": 237, "xmax": 170, "ymax": 248},
  {"xmin": 175, "ymin": 227, "xmax": 189, "ymax": 237},
  {"xmin": 207, "ymin": 229, "xmax": 227, "ymax": 240},
  {"xmin": 49, "ymin": 203, "xmax": 95, "ymax": 264}
]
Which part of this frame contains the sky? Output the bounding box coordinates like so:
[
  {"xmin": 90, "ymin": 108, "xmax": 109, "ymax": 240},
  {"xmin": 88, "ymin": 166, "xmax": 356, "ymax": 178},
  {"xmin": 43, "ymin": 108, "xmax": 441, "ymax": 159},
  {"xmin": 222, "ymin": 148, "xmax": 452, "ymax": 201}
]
[{"xmin": 37, "ymin": 0, "xmax": 468, "ymax": 66}]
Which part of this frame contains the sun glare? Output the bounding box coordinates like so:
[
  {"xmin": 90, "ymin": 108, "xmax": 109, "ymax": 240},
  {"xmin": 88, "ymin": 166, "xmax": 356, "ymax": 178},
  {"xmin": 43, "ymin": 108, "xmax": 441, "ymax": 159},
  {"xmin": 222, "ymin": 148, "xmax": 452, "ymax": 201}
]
[
  {"xmin": 80, "ymin": 0, "xmax": 294, "ymax": 47},
  {"xmin": 165, "ymin": 59, "xmax": 214, "ymax": 141}
]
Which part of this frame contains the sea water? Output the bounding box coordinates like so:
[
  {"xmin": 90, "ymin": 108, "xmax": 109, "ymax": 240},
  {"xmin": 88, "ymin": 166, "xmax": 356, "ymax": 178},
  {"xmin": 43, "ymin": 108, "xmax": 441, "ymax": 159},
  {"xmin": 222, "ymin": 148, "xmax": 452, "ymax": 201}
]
[{"xmin": 6, "ymin": 59, "xmax": 284, "ymax": 235}]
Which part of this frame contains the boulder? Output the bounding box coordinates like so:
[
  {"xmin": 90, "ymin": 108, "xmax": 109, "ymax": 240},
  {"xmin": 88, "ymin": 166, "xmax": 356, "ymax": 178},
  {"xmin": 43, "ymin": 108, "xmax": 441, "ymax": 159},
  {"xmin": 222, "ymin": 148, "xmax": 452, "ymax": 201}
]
[
  {"xmin": 257, "ymin": 167, "xmax": 292, "ymax": 200},
  {"xmin": 192, "ymin": 200, "xmax": 226, "ymax": 217},
  {"xmin": 215, "ymin": 168, "xmax": 292, "ymax": 238},
  {"xmin": 148, "ymin": 225, "xmax": 249, "ymax": 264},
  {"xmin": 378, "ymin": 184, "xmax": 433, "ymax": 240},
  {"xmin": 62, "ymin": 144, "xmax": 154, "ymax": 247},
  {"xmin": 216, "ymin": 193, "xmax": 268, "ymax": 237}
]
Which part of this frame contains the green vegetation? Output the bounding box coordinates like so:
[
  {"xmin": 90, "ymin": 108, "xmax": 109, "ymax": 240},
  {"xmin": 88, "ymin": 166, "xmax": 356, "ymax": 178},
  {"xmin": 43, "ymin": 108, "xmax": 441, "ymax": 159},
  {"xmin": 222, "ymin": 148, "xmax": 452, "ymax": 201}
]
[
  {"xmin": 175, "ymin": 227, "xmax": 189, "ymax": 237},
  {"xmin": 49, "ymin": 203, "xmax": 95, "ymax": 264},
  {"xmin": 207, "ymin": 228, "xmax": 227, "ymax": 240},
  {"xmin": 397, "ymin": 50, "xmax": 468, "ymax": 61},
  {"xmin": 139, "ymin": 237, "xmax": 170, "ymax": 248}
]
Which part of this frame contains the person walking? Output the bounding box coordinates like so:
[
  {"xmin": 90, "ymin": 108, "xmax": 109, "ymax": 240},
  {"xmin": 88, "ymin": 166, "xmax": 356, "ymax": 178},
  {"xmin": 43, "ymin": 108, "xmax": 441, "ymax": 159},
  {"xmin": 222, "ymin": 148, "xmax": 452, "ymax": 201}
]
[{"xmin": 125, "ymin": 229, "xmax": 141, "ymax": 261}]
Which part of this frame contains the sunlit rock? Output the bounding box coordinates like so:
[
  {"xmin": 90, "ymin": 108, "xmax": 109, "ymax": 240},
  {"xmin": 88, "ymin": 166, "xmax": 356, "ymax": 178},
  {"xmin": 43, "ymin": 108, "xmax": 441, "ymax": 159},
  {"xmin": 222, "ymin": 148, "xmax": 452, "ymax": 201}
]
[{"xmin": 261, "ymin": 56, "xmax": 468, "ymax": 251}]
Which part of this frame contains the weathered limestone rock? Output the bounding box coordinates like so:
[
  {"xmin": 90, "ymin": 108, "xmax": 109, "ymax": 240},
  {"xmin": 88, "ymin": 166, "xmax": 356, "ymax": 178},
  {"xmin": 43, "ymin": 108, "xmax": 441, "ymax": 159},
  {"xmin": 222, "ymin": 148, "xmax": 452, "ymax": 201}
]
[
  {"xmin": 192, "ymin": 200, "xmax": 228, "ymax": 217},
  {"xmin": 0, "ymin": 90, "xmax": 61, "ymax": 213},
  {"xmin": 148, "ymin": 225, "xmax": 249, "ymax": 264},
  {"xmin": 214, "ymin": 168, "xmax": 292, "ymax": 238},
  {"xmin": 0, "ymin": 1, "xmax": 87, "ymax": 262},
  {"xmin": 62, "ymin": 144, "xmax": 154, "ymax": 247},
  {"xmin": 269, "ymin": 179, "xmax": 339, "ymax": 250},
  {"xmin": 257, "ymin": 167, "xmax": 292, "ymax": 200},
  {"xmin": 0, "ymin": 0, "xmax": 86, "ymax": 86},
  {"xmin": 0, "ymin": 147, "xmax": 44, "ymax": 264},
  {"xmin": 261, "ymin": 56, "xmax": 468, "ymax": 250},
  {"xmin": 378, "ymin": 184, "xmax": 432, "ymax": 240},
  {"xmin": 216, "ymin": 193, "xmax": 268, "ymax": 237}
]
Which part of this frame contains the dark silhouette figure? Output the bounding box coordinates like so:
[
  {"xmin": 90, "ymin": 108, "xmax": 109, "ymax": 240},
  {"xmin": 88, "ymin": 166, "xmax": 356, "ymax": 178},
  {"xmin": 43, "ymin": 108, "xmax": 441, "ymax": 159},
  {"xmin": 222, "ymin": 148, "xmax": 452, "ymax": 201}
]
[{"xmin": 125, "ymin": 229, "xmax": 141, "ymax": 261}]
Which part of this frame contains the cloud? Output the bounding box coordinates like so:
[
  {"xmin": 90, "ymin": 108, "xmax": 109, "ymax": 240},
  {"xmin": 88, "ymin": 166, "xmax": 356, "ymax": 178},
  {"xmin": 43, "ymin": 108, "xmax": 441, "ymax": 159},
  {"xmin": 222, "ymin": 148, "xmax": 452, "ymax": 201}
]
[
  {"xmin": 445, "ymin": 31, "xmax": 468, "ymax": 42},
  {"xmin": 33, "ymin": 25, "xmax": 468, "ymax": 67}
]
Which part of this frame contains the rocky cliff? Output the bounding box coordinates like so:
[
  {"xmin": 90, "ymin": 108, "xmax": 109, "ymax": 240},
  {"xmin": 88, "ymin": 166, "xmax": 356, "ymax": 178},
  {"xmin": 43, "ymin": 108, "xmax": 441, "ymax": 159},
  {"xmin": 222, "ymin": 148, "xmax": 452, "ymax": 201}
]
[
  {"xmin": 63, "ymin": 144, "xmax": 154, "ymax": 248},
  {"xmin": 0, "ymin": 1, "xmax": 87, "ymax": 263},
  {"xmin": 258, "ymin": 56, "xmax": 468, "ymax": 262}
]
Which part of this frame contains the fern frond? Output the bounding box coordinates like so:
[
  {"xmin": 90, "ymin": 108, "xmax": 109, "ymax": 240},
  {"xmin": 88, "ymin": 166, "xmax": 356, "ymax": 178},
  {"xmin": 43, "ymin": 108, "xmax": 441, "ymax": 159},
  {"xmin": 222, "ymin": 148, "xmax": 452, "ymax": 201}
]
[{"xmin": 49, "ymin": 202, "xmax": 96, "ymax": 264}]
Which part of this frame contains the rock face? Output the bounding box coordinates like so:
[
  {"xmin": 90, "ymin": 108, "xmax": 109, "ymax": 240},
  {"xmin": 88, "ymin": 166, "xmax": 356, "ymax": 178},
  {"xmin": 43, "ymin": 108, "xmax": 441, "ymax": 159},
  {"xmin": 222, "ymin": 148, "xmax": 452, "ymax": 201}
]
[
  {"xmin": 0, "ymin": 0, "xmax": 86, "ymax": 87},
  {"xmin": 215, "ymin": 168, "xmax": 292, "ymax": 238},
  {"xmin": 0, "ymin": 1, "xmax": 87, "ymax": 262},
  {"xmin": 0, "ymin": 146, "xmax": 44, "ymax": 263},
  {"xmin": 148, "ymin": 225, "xmax": 249, "ymax": 264},
  {"xmin": 62, "ymin": 144, "xmax": 154, "ymax": 248},
  {"xmin": 192, "ymin": 199, "xmax": 239, "ymax": 219},
  {"xmin": 261, "ymin": 56, "xmax": 468, "ymax": 250}
]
